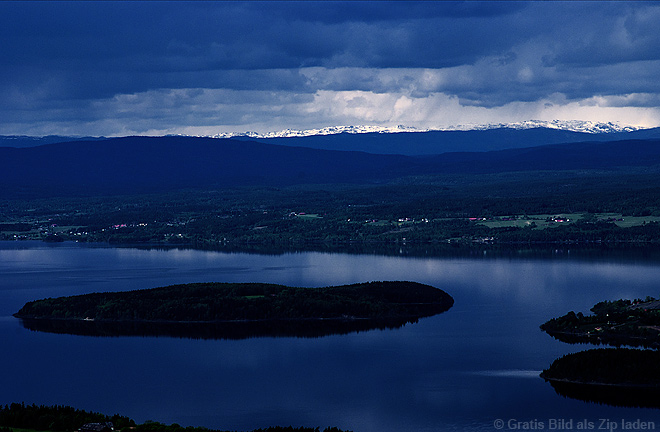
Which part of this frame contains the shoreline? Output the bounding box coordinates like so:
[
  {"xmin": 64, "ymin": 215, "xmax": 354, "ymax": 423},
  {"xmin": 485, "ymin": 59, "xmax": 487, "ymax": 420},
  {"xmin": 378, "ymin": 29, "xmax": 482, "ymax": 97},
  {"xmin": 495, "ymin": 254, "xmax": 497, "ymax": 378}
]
[{"xmin": 541, "ymin": 375, "xmax": 660, "ymax": 390}]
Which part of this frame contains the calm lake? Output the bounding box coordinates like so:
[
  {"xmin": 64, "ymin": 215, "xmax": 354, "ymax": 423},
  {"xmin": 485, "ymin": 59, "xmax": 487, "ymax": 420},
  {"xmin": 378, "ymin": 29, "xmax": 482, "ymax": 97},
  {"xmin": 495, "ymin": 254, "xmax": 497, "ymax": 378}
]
[{"xmin": 2, "ymin": 241, "xmax": 660, "ymax": 431}]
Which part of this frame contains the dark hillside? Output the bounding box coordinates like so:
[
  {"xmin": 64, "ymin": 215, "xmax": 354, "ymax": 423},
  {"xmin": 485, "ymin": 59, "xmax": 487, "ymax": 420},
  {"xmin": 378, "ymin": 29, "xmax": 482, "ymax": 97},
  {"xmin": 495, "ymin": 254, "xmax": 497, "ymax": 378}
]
[
  {"xmin": 2, "ymin": 135, "xmax": 660, "ymax": 197},
  {"xmin": 0, "ymin": 135, "xmax": 106, "ymax": 148},
  {"xmin": 423, "ymin": 139, "xmax": 660, "ymax": 174},
  {"xmin": 0, "ymin": 136, "xmax": 419, "ymax": 196}
]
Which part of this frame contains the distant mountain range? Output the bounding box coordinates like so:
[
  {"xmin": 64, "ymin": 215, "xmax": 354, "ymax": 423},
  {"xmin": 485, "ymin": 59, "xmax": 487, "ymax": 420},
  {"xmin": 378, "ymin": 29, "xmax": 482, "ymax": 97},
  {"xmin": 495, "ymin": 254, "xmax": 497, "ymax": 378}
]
[
  {"xmin": 212, "ymin": 120, "xmax": 643, "ymax": 138},
  {"xmin": 2, "ymin": 135, "xmax": 660, "ymax": 197},
  {"xmin": 229, "ymin": 124, "xmax": 660, "ymax": 155},
  {"xmin": 3, "ymin": 121, "xmax": 660, "ymax": 155},
  {"xmin": 0, "ymin": 135, "xmax": 105, "ymax": 149}
]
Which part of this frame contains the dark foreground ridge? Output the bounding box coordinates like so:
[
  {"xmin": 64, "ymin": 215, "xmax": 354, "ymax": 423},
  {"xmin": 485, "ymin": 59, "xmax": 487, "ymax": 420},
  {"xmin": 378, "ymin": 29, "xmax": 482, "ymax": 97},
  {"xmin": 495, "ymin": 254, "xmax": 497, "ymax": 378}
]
[
  {"xmin": 540, "ymin": 348, "xmax": 660, "ymax": 409},
  {"xmin": 0, "ymin": 402, "xmax": 351, "ymax": 432},
  {"xmin": 14, "ymin": 281, "xmax": 453, "ymax": 339}
]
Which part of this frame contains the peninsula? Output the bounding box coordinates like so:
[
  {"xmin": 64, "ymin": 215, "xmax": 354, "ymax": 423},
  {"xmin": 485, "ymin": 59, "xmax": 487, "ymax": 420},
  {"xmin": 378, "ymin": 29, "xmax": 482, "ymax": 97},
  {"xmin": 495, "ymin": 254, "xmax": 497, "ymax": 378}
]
[
  {"xmin": 14, "ymin": 281, "xmax": 454, "ymax": 339},
  {"xmin": 540, "ymin": 297, "xmax": 660, "ymax": 348}
]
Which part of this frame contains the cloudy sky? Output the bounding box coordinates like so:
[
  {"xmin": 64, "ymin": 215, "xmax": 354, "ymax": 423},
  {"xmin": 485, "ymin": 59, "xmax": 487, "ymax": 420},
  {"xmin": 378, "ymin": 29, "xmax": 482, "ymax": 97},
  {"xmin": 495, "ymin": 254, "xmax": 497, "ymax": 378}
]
[{"xmin": 2, "ymin": 1, "xmax": 660, "ymax": 137}]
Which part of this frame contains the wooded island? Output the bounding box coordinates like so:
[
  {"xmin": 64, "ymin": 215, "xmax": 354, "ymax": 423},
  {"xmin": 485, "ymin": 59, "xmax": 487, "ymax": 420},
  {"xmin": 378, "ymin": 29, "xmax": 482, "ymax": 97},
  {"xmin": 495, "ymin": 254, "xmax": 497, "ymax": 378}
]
[{"xmin": 14, "ymin": 281, "xmax": 453, "ymax": 339}]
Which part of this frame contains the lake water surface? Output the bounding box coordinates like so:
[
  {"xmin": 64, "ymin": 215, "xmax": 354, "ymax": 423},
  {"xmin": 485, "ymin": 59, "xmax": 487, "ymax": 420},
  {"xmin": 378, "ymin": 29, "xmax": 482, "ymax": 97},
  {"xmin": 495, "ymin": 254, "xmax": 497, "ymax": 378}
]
[{"xmin": 2, "ymin": 241, "xmax": 660, "ymax": 431}]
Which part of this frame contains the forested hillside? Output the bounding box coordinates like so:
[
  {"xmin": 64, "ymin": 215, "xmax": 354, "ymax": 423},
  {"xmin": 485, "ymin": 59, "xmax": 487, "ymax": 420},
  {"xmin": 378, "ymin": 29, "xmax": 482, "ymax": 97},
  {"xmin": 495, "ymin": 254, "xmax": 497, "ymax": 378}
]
[
  {"xmin": 2, "ymin": 136, "xmax": 660, "ymax": 197},
  {"xmin": 4, "ymin": 136, "xmax": 660, "ymax": 247}
]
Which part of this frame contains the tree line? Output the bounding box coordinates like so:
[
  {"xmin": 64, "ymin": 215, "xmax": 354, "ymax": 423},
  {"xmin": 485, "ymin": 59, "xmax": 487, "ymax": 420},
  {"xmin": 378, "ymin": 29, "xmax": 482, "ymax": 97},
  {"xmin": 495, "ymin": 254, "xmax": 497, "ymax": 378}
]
[{"xmin": 0, "ymin": 403, "xmax": 351, "ymax": 432}]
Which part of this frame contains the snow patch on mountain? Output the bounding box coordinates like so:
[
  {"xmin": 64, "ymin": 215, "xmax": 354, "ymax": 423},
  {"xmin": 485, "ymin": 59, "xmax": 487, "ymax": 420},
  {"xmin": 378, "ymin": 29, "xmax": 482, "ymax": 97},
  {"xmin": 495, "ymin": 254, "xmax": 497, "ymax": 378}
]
[
  {"xmin": 209, "ymin": 120, "xmax": 643, "ymax": 139},
  {"xmin": 455, "ymin": 120, "xmax": 641, "ymax": 134},
  {"xmin": 211, "ymin": 125, "xmax": 423, "ymax": 139}
]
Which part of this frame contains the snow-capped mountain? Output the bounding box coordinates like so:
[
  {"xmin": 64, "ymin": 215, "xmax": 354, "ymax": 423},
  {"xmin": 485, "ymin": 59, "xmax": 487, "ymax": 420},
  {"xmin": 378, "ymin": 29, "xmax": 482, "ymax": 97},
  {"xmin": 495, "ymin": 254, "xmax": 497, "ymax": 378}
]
[
  {"xmin": 211, "ymin": 125, "xmax": 423, "ymax": 139},
  {"xmin": 458, "ymin": 120, "xmax": 641, "ymax": 134},
  {"xmin": 210, "ymin": 120, "xmax": 642, "ymax": 139}
]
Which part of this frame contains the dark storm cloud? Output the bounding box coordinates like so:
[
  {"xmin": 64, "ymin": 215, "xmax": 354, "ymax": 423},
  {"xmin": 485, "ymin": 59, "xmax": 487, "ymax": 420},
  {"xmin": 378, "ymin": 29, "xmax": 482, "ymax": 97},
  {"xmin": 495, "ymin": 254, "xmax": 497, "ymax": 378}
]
[
  {"xmin": 0, "ymin": 1, "xmax": 530, "ymax": 98},
  {"xmin": 259, "ymin": 1, "xmax": 524, "ymax": 24},
  {"xmin": 546, "ymin": 5, "xmax": 660, "ymax": 67},
  {"xmin": 1, "ymin": 1, "xmax": 660, "ymax": 135}
]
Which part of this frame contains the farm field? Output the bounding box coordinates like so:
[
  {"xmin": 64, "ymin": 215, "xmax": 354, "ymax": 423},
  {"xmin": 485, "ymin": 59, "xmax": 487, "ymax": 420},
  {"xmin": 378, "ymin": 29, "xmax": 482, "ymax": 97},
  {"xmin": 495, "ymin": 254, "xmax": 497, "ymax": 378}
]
[{"xmin": 477, "ymin": 213, "xmax": 660, "ymax": 230}]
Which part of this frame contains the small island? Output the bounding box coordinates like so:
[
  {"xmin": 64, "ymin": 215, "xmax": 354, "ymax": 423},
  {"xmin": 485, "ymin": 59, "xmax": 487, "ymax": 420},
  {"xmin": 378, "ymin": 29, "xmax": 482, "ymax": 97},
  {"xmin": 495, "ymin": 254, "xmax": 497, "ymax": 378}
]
[
  {"xmin": 540, "ymin": 348, "xmax": 660, "ymax": 408},
  {"xmin": 540, "ymin": 297, "xmax": 660, "ymax": 348},
  {"xmin": 14, "ymin": 281, "xmax": 453, "ymax": 339}
]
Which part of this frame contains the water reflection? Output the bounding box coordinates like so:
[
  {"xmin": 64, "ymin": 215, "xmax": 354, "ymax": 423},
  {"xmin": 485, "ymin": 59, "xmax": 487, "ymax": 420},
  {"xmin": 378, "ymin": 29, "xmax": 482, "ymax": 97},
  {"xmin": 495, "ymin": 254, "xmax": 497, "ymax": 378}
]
[
  {"xmin": 141, "ymin": 241, "xmax": 660, "ymax": 263},
  {"xmin": 471, "ymin": 369, "xmax": 542, "ymax": 378},
  {"xmin": 544, "ymin": 330, "xmax": 660, "ymax": 349},
  {"xmin": 16, "ymin": 316, "xmax": 425, "ymax": 340},
  {"xmin": 547, "ymin": 380, "xmax": 660, "ymax": 409}
]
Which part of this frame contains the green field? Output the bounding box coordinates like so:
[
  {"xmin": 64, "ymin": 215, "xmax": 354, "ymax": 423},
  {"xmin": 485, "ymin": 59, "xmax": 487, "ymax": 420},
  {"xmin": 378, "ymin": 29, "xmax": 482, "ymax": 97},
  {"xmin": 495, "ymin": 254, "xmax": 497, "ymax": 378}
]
[
  {"xmin": 477, "ymin": 214, "xmax": 580, "ymax": 229},
  {"xmin": 609, "ymin": 215, "xmax": 660, "ymax": 228},
  {"xmin": 296, "ymin": 213, "xmax": 323, "ymax": 219},
  {"xmin": 477, "ymin": 213, "xmax": 660, "ymax": 230}
]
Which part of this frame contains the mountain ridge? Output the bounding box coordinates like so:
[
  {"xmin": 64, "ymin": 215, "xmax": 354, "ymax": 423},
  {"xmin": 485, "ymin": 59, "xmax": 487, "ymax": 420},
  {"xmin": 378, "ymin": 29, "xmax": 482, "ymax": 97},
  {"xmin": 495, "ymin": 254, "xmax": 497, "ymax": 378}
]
[
  {"xmin": 210, "ymin": 120, "xmax": 644, "ymax": 139},
  {"xmin": 3, "ymin": 121, "xmax": 658, "ymax": 154},
  {"xmin": 2, "ymin": 135, "xmax": 660, "ymax": 198},
  {"xmin": 225, "ymin": 125, "xmax": 660, "ymax": 156}
]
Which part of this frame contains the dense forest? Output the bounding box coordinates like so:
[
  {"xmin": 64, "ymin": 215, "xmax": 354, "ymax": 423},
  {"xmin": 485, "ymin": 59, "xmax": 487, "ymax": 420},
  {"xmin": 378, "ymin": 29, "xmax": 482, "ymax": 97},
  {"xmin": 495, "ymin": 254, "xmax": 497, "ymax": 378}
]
[
  {"xmin": 14, "ymin": 281, "xmax": 454, "ymax": 322},
  {"xmin": 0, "ymin": 403, "xmax": 350, "ymax": 432},
  {"xmin": 0, "ymin": 403, "xmax": 135, "ymax": 432}
]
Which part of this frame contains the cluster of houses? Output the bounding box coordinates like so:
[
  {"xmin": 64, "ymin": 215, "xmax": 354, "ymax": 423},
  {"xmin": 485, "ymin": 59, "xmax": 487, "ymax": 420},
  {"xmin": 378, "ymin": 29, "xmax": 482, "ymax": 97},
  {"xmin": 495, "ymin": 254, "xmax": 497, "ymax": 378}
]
[
  {"xmin": 467, "ymin": 215, "xmax": 574, "ymax": 223},
  {"xmin": 79, "ymin": 423, "xmax": 114, "ymax": 432}
]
